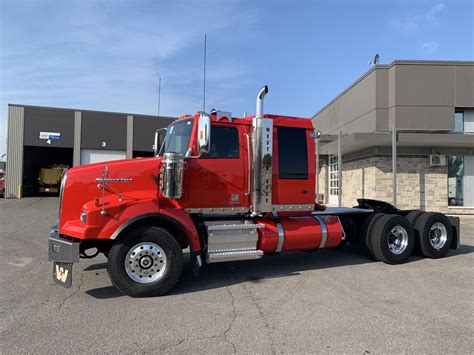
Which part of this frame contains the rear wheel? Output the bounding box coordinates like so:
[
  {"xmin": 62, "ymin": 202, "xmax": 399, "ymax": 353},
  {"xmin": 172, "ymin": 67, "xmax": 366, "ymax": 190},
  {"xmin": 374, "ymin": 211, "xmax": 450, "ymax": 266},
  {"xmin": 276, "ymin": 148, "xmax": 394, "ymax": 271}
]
[
  {"xmin": 405, "ymin": 210, "xmax": 424, "ymax": 226},
  {"xmin": 360, "ymin": 213, "xmax": 385, "ymax": 260},
  {"xmin": 371, "ymin": 214, "xmax": 414, "ymax": 264},
  {"xmin": 405, "ymin": 210, "xmax": 425, "ymax": 254},
  {"xmin": 108, "ymin": 226, "xmax": 183, "ymax": 297},
  {"xmin": 414, "ymin": 212, "xmax": 452, "ymax": 259}
]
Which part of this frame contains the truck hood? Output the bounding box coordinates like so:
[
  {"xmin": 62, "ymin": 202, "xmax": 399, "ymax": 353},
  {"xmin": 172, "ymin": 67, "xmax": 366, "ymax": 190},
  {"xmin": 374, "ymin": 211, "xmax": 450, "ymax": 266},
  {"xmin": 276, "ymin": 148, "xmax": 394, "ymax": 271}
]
[{"xmin": 59, "ymin": 157, "xmax": 162, "ymax": 229}]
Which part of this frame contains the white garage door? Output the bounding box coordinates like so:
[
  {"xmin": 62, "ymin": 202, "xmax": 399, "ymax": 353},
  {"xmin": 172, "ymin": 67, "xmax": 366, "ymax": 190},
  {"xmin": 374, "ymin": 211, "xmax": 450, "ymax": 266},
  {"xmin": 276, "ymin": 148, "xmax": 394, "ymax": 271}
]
[{"xmin": 80, "ymin": 149, "xmax": 126, "ymax": 165}]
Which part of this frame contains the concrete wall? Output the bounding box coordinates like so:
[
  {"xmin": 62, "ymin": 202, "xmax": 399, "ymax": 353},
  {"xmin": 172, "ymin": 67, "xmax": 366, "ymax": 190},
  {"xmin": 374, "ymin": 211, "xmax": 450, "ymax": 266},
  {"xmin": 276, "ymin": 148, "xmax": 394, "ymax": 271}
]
[
  {"xmin": 133, "ymin": 115, "xmax": 174, "ymax": 152},
  {"xmin": 388, "ymin": 64, "xmax": 456, "ymax": 130},
  {"xmin": 317, "ymin": 157, "xmax": 328, "ymax": 203},
  {"xmin": 23, "ymin": 107, "xmax": 75, "ymax": 148},
  {"xmin": 313, "ymin": 61, "xmax": 474, "ymax": 135},
  {"xmin": 314, "ymin": 70, "xmax": 378, "ymax": 135},
  {"xmin": 81, "ymin": 111, "xmax": 127, "ymax": 151}
]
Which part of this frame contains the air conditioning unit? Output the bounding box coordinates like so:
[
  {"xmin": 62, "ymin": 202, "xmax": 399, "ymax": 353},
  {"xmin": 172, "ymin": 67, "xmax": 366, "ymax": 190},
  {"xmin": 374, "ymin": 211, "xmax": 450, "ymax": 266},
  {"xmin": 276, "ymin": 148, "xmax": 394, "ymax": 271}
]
[{"xmin": 429, "ymin": 154, "xmax": 446, "ymax": 166}]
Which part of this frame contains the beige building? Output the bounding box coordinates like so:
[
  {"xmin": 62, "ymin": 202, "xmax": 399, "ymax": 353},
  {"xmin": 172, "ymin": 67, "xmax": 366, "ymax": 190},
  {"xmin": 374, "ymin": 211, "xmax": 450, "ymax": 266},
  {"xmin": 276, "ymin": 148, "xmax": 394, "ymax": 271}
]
[{"xmin": 312, "ymin": 60, "xmax": 474, "ymax": 214}]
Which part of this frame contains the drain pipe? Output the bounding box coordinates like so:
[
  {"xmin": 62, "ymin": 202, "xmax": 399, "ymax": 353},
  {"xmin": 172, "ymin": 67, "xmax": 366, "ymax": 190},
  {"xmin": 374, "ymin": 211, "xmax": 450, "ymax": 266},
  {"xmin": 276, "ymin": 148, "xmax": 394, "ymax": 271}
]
[{"xmin": 251, "ymin": 85, "xmax": 269, "ymax": 216}]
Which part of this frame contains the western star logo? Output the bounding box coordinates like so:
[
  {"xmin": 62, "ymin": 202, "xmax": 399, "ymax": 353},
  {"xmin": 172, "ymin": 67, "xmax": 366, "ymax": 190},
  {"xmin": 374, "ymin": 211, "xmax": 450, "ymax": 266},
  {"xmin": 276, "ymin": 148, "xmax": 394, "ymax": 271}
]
[
  {"xmin": 95, "ymin": 178, "xmax": 134, "ymax": 183},
  {"xmin": 55, "ymin": 265, "xmax": 69, "ymax": 283}
]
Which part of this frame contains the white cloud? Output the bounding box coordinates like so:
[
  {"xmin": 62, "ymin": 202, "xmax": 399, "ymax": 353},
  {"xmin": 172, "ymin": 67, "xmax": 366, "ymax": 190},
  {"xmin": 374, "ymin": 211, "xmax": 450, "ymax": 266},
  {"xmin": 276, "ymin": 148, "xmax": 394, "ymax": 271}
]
[
  {"xmin": 0, "ymin": 0, "xmax": 258, "ymax": 157},
  {"xmin": 426, "ymin": 3, "xmax": 445, "ymax": 21},
  {"xmin": 390, "ymin": 3, "xmax": 446, "ymax": 33},
  {"xmin": 420, "ymin": 40, "xmax": 440, "ymax": 54}
]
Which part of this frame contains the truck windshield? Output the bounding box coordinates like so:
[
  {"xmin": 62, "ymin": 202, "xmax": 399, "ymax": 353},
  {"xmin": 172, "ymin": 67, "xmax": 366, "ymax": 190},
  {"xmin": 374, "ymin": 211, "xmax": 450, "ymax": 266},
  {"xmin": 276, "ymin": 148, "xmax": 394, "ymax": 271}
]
[{"xmin": 160, "ymin": 119, "xmax": 194, "ymax": 156}]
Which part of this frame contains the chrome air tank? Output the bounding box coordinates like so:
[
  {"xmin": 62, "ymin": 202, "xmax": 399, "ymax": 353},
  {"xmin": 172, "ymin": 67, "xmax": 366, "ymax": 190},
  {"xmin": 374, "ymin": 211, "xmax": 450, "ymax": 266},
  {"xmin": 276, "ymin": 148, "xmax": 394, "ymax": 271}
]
[
  {"xmin": 256, "ymin": 215, "xmax": 343, "ymax": 253},
  {"xmin": 160, "ymin": 152, "xmax": 184, "ymax": 199}
]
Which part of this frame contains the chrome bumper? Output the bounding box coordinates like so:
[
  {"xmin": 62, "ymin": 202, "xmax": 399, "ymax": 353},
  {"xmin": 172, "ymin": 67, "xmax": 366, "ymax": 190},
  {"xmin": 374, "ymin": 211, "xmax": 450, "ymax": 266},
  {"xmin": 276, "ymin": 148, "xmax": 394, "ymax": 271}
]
[{"xmin": 48, "ymin": 225, "xmax": 80, "ymax": 263}]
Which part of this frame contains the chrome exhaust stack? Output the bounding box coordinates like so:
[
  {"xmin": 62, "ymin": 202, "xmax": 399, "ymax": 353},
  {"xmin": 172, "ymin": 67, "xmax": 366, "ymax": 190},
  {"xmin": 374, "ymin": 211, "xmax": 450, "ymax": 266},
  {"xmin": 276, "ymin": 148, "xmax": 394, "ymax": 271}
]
[
  {"xmin": 256, "ymin": 85, "xmax": 268, "ymax": 118},
  {"xmin": 251, "ymin": 85, "xmax": 272, "ymax": 216}
]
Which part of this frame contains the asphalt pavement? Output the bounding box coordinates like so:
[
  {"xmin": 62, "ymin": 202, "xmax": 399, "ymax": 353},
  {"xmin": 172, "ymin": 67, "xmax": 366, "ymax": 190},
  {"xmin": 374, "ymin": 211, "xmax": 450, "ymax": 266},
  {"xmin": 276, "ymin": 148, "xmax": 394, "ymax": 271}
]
[{"xmin": 1, "ymin": 197, "xmax": 473, "ymax": 353}]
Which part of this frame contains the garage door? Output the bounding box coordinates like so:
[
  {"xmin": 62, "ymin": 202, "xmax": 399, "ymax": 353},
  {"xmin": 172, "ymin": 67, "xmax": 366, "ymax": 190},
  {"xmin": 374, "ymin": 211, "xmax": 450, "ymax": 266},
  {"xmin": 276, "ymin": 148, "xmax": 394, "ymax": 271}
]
[{"xmin": 80, "ymin": 149, "xmax": 126, "ymax": 165}]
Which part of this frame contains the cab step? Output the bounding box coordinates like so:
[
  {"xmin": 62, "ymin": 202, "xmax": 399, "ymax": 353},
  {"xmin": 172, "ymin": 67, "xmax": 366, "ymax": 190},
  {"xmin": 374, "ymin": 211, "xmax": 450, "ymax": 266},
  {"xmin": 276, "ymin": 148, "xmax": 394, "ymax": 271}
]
[
  {"xmin": 206, "ymin": 223, "xmax": 264, "ymax": 231},
  {"xmin": 204, "ymin": 220, "xmax": 264, "ymax": 263},
  {"xmin": 207, "ymin": 249, "xmax": 264, "ymax": 263}
]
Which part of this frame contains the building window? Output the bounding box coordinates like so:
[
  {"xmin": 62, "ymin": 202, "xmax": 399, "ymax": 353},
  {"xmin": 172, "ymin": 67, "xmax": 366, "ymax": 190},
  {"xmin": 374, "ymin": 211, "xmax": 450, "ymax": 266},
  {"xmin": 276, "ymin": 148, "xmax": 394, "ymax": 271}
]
[
  {"xmin": 329, "ymin": 155, "xmax": 339, "ymax": 197},
  {"xmin": 202, "ymin": 126, "xmax": 240, "ymax": 159},
  {"xmin": 448, "ymin": 155, "xmax": 464, "ymax": 206},
  {"xmin": 277, "ymin": 127, "xmax": 308, "ymax": 179},
  {"xmin": 464, "ymin": 110, "xmax": 474, "ymax": 133},
  {"xmin": 454, "ymin": 111, "xmax": 464, "ymax": 132}
]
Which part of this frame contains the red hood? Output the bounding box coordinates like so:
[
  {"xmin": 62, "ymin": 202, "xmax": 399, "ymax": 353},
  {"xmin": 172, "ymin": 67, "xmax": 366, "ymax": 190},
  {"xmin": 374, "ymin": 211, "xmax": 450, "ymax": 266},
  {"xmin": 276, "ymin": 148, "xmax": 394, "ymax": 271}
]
[{"xmin": 59, "ymin": 157, "xmax": 162, "ymax": 229}]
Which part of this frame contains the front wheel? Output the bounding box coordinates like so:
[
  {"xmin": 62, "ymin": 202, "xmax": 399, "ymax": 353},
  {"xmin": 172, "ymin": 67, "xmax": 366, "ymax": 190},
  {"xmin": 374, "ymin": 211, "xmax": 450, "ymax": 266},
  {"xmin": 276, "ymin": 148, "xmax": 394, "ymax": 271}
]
[{"xmin": 108, "ymin": 226, "xmax": 183, "ymax": 297}]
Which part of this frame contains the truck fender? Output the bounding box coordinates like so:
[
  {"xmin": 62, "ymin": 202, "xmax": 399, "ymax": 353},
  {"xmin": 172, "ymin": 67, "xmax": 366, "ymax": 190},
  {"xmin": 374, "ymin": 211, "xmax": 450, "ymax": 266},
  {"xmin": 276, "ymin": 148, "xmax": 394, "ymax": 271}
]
[{"xmin": 110, "ymin": 211, "xmax": 201, "ymax": 253}]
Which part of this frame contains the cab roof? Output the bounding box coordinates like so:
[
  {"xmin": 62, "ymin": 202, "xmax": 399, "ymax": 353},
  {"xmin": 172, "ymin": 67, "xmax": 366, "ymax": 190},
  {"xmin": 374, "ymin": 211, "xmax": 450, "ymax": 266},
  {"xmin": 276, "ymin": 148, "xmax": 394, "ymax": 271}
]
[{"xmin": 175, "ymin": 112, "xmax": 314, "ymax": 130}]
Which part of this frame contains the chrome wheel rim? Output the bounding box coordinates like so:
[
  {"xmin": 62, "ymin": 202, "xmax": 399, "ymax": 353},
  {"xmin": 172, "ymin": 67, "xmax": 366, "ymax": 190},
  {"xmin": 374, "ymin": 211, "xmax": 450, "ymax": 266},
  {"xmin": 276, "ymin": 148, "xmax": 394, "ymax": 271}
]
[
  {"xmin": 125, "ymin": 242, "xmax": 167, "ymax": 283},
  {"xmin": 429, "ymin": 222, "xmax": 447, "ymax": 250},
  {"xmin": 388, "ymin": 225, "xmax": 409, "ymax": 255}
]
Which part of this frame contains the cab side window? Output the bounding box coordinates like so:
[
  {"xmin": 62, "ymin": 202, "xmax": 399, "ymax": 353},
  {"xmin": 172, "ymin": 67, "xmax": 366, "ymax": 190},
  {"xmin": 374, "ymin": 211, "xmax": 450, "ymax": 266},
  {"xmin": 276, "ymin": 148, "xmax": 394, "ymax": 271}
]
[
  {"xmin": 202, "ymin": 126, "xmax": 240, "ymax": 159},
  {"xmin": 277, "ymin": 126, "xmax": 308, "ymax": 179}
]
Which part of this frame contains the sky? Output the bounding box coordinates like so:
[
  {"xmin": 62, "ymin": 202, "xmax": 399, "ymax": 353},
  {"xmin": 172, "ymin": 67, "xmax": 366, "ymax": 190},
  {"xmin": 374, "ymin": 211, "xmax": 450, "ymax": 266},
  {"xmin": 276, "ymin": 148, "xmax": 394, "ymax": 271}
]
[{"xmin": 0, "ymin": 0, "xmax": 473, "ymax": 158}]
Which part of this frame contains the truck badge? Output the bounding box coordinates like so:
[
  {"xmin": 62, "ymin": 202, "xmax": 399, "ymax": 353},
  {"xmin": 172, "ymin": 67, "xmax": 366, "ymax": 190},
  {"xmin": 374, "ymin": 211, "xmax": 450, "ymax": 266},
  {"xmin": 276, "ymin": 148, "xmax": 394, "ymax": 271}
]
[
  {"xmin": 55, "ymin": 265, "xmax": 68, "ymax": 283},
  {"xmin": 230, "ymin": 194, "xmax": 240, "ymax": 204}
]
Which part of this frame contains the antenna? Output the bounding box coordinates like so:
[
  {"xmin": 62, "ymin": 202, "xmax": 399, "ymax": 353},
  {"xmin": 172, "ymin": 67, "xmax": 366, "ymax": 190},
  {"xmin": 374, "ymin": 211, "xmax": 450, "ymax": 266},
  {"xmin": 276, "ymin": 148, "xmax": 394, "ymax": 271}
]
[
  {"xmin": 157, "ymin": 76, "xmax": 161, "ymax": 117},
  {"xmin": 203, "ymin": 34, "xmax": 207, "ymax": 112}
]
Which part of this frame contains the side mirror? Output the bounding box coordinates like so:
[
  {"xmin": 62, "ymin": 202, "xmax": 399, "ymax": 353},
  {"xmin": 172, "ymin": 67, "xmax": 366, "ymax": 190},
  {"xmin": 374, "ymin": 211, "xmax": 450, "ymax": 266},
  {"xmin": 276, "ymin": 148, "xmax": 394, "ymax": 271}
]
[
  {"xmin": 310, "ymin": 130, "xmax": 321, "ymax": 139},
  {"xmin": 197, "ymin": 112, "xmax": 211, "ymax": 154},
  {"xmin": 153, "ymin": 128, "xmax": 167, "ymax": 156}
]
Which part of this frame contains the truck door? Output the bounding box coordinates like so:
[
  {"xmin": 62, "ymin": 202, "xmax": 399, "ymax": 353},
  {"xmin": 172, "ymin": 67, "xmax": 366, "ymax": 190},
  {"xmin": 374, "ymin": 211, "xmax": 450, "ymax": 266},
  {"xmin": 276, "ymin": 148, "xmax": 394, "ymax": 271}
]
[{"xmin": 184, "ymin": 123, "xmax": 250, "ymax": 210}]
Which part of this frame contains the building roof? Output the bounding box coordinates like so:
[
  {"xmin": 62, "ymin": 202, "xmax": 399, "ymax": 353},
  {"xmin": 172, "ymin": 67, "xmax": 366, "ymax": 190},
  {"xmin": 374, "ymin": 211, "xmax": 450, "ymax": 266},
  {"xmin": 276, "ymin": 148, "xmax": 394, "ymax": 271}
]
[
  {"xmin": 8, "ymin": 103, "xmax": 176, "ymax": 121},
  {"xmin": 312, "ymin": 60, "xmax": 474, "ymax": 118}
]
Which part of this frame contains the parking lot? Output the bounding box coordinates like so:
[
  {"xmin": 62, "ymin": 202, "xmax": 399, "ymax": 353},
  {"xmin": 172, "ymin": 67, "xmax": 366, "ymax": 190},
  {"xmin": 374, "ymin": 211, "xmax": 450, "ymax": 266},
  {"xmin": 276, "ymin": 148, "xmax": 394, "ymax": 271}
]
[{"xmin": 1, "ymin": 197, "xmax": 473, "ymax": 353}]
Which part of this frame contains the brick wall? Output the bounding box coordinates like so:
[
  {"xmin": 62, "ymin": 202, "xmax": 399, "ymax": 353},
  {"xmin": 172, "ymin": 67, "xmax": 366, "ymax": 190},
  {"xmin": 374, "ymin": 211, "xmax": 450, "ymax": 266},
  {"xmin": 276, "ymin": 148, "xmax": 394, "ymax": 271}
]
[
  {"xmin": 317, "ymin": 159, "xmax": 328, "ymax": 203},
  {"xmin": 342, "ymin": 155, "xmax": 448, "ymax": 211},
  {"xmin": 325, "ymin": 154, "xmax": 474, "ymax": 214}
]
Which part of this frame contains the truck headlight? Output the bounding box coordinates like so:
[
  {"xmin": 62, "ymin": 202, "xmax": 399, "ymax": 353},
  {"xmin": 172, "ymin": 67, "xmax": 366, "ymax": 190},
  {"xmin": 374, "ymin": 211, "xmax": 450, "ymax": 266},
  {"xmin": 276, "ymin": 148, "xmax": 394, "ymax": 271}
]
[{"xmin": 80, "ymin": 211, "xmax": 87, "ymax": 224}]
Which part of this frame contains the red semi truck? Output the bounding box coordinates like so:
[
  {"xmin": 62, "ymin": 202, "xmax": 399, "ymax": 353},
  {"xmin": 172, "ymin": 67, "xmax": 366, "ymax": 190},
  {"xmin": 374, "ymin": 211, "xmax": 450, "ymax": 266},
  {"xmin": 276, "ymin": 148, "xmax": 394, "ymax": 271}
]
[{"xmin": 49, "ymin": 86, "xmax": 460, "ymax": 297}]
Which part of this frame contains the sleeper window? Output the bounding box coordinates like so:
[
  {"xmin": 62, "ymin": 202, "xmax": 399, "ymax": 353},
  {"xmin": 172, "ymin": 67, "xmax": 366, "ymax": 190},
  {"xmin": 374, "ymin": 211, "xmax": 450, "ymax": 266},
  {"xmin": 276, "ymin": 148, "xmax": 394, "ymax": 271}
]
[{"xmin": 277, "ymin": 127, "xmax": 308, "ymax": 179}]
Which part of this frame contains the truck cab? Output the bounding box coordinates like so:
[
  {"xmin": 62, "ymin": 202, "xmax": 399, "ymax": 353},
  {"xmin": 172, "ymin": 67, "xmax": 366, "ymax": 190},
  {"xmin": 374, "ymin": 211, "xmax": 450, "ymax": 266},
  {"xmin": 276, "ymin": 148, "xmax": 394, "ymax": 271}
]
[{"xmin": 49, "ymin": 86, "xmax": 460, "ymax": 297}]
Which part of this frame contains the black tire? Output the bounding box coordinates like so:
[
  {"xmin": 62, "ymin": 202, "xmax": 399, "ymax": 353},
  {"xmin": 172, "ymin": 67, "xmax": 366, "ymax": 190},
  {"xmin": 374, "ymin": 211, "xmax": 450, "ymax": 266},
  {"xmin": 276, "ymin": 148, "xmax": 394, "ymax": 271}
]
[
  {"xmin": 414, "ymin": 212, "xmax": 452, "ymax": 259},
  {"xmin": 371, "ymin": 214, "xmax": 414, "ymax": 264},
  {"xmin": 405, "ymin": 210, "xmax": 424, "ymax": 226},
  {"xmin": 360, "ymin": 213, "xmax": 385, "ymax": 260},
  {"xmin": 108, "ymin": 226, "xmax": 183, "ymax": 297},
  {"xmin": 405, "ymin": 210, "xmax": 425, "ymax": 254}
]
